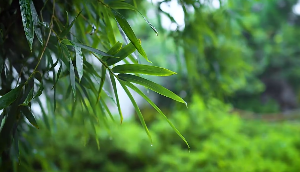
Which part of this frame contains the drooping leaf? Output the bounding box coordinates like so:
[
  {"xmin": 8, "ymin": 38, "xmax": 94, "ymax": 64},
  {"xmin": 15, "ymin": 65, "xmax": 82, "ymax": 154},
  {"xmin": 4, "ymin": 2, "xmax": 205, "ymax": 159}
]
[
  {"xmin": 118, "ymin": 74, "xmax": 186, "ymax": 105},
  {"xmin": 20, "ymin": 106, "xmax": 39, "ymax": 129},
  {"xmin": 119, "ymin": 81, "xmax": 152, "ymax": 143},
  {"xmin": 19, "ymin": 0, "xmax": 34, "ymax": 51},
  {"xmin": 109, "ymin": 72, "xmax": 123, "ymax": 123},
  {"xmin": 97, "ymin": 67, "xmax": 106, "ymax": 103},
  {"xmin": 122, "ymin": 80, "xmax": 190, "ymax": 149},
  {"xmin": 112, "ymin": 10, "xmax": 150, "ymax": 62},
  {"xmin": 33, "ymin": 78, "xmax": 44, "ymax": 99},
  {"xmin": 112, "ymin": 64, "xmax": 176, "ymax": 76},
  {"xmin": 20, "ymin": 88, "xmax": 34, "ymax": 106},
  {"xmin": 106, "ymin": 42, "xmax": 136, "ymax": 66},
  {"xmin": 109, "ymin": 2, "xmax": 158, "ymax": 35},
  {"xmin": 30, "ymin": 1, "xmax": 43, "ymax": 45},
  {"xmin": 36, "ymin": 98, "xmax": 50, "ymax": 130},
  {"xmin": 71, "ymin": 42, "xmax": 115, "ymax": 57},
  {"xmin": 103, "ymin": 7, "xmax": 117, "ymax": 45},
  {"xmin": 75, "ymin": 46, "xmax": 84, "ymax": 82},
  {"xmin": 0, "ymin": 86, "xmax": 22, "ymax": 110},
  {"xmin": 59, "ymin": 11, "xmax": 82, "ymax": 38},
  {"xmin": 103, "ymin": 41, "xmax": 122, "ymax": 61},
  {"xmin": 52, "ymin": 64, "xmax": 62, "ymax": 90},
  {"xmin": 100, "ymin": 98, "xmax": 115, "ymax": 122},
  {"xmin": 70, "ymin": 59, "xmax": 76, "ymax": 99}
]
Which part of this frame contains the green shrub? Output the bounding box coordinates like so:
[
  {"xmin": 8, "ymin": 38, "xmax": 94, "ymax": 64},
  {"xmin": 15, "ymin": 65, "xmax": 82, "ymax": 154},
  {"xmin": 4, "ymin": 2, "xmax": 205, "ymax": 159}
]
[{"xmin": 19, "ymin": 96, "xmax": 300, "ymax": 172}]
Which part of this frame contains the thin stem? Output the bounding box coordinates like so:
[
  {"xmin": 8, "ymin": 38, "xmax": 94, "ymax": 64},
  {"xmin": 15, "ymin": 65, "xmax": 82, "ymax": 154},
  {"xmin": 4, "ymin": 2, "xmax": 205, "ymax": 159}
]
[{"xmin": 24, "ymin": 0, "xmax": 56, "ymax": 85}]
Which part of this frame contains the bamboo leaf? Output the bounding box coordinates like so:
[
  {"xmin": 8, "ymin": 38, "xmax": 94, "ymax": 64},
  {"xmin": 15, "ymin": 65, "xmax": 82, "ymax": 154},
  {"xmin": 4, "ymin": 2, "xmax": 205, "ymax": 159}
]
[
  {"xmin": 103, "ymin": 41, "xmax": 122, "ymax": 61},
  {"xmin": 72, "ymin": 42, "xmax": 115, "ymax": 57},
  {"xmin": 106, "ymin": 42, "xmax": 136, "ymax": 66},
  {"xmin": 118, "ymin": 74, "xmax": 186, "ymax": 105},
  {"xmin": 20, "ymin": 88, "xmax": 34, "ymax": 106},
  {"xmin": 34, "ymin": 78, "xmax": 44, "ymax": 99},
  {"xmin": 75, "ymin": 46, "xmax": 84, "ymax": 82},
  {"xmin": 103, "ymin": 7, "xmax": 117, "ymax": 45},
  {"xmin": 0, "ymin": 86, "xmax": 22, "ymax": 110},
  {"xmin": 59, "ymin": 11, "xmax": 82, "ymax": 38},
  {"xmin": 97, "ymin": 67, "xmax": 106, "ymax": 103},
  {"xmin": 109, "ymin": 72, "xmax": 123, "ymax": 123},
  {"xmin": 20, "ymin": 106, "xmax": 39, "ymax": 129},
  {"xmin": 100, "ymin": 98, "xmax": 115, "ymax": 122},
  {"xmin": 112, "ymin": 64, "xmax": 176, "ymax": 76},
  {"xmin": 19, "ymin": 0, "xmax": 34, "ymax": 51},
  {"xmin": 37, "ymin": 98, "xmax": 50, "ymax": 130},
  {"xmin": 122, "ymin": 80, "xmax": 190, "ymax": 149},
  {"xmin": 30, "ymin": 1, "xmax": 42, "ymax": 45},
  {"xmin": 112, "ymin": 10, "xmax": 150, "ymax": 62},
  {"xmin": 109, "ymin": 2, "xmax": 158, "ymax": 36},
  {"xmin": 119, "ymin": 81, "xmax": 152, "ymax": 143},
  {"xmin": 70, "ymin": 59, "xmax": 76, "ymax": 99},
  {"xmin": 52, "ymin": 64, "xmax": 62, "ymax": 90}
]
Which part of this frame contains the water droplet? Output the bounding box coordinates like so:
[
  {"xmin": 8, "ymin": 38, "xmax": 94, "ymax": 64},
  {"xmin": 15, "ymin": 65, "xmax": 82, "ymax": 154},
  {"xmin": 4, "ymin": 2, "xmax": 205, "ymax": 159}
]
[
  {"xmin": 151, "ymin": 144, "xmax": 153, "ymax": 147},
  {"xmin": 156, "ymin": 33, "xmax": 158, "ymax": 36}
]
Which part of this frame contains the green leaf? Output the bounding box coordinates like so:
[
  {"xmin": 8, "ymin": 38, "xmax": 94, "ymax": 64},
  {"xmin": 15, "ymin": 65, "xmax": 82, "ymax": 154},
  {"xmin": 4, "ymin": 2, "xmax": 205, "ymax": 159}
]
[
  {"xmin": 109, "ymin": 2, "xmax": 158, "ymax": 36},
  {"xmin": 52, "ymin": 64, "xmax": 62, "ymax": 90},
  {"xmin": 118, "ymin": 74, "xmax": 186, "ymax": 105},
  {"xmin": 100, "ymin": 98, "xmax": 115, "ymax": 122},
  {"xmin": 59, "ymin": 11, "xmax": 82, "ymax": 38},
  {"xmin": 112, "ymin": 10, "xmax": 150, "ymax": 62},
  {"xmin": 103, "ymin": 41, "xmax": 122, "ymax": 61},
  {"xmin": 36, "ymin": 98, "xmax": 50, "ymax": 130},
  {"xmin": 97, "ymin": 67, "xmax": 106, "ymax": 103},
  {"xmin": 106, "ymin": 42, "xmax": 136, "ymax": 66},
  {"xmin": 33, "ymin": 78, "xmax": 44, "ymax": 99},
  {"xmin": 122, "ymin": 80, "xmax": 190, "ymax": 149},
  {"xmin": 70, "ymin": 59, "xmax": 76, "ymax": 99},
  {"xmin": 20, "ymin": 106, "xmax": 39, "ymax": 129},
  {"xmin": 75, "ymin": 46, "xmax": 84, "ymax": 82},
  {"xmin": 20, "ymin": 88, "xmax": 34, "ymax": 106},
  {"xmin": 109, "ymin": 72, "xmax": 123, "ymax": 123},
  {"xmin": 19, "ymin": 0, "xmax": 34, "ymax": 51},
  {"xmin": 71, "ymin": 42, "xmax": 115, "ymax": 57},
  {"xmin": 119, "ymin": 81, "xmax": 152, "ymax": 144},
  {"xmin": 112, "ymin": 64, "xmax": 176, "ymax": 76},
  {"xmin": 0, "ymin": 86, "xmax": 22, "ymax": 110},
  {"xmin": 103, "ymin": 7, "xmax": 117, "ymax": 45},
  {"xmin": 30, "ymin": 1, "xmax": 42, "ymax": 45}
]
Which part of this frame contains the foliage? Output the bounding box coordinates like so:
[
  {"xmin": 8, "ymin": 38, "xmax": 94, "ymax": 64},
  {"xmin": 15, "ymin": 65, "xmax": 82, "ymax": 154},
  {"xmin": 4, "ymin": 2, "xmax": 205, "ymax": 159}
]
[
  {"xmin": 0, "ymin": 0, "xmax": 188, "ymax": 168},
  {"xmin": 17, "ymin": 96, "xmax": 300, "ymax": 172}
]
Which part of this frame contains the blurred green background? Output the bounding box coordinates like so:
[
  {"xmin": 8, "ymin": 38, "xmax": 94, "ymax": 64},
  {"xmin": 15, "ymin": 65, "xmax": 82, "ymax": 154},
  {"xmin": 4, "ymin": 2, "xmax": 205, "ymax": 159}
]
[{"xmin": 6, "ymin": 0, "xmax": 300, "ymax": 171}]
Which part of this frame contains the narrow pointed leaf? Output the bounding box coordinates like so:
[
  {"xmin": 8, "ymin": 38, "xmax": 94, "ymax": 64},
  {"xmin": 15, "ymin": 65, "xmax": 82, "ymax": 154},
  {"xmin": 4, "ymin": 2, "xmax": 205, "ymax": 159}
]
[
  {"xmin": 113, "ymin": 64, "xmax": 176, "ymax": 76},
  {"xmin": 119, "ymin": 81, "xmax": 152, "ymax": 143},
  {"xmin": 52, "ymin": 64, "xmax": 62, "ymax": 90},
  {"xmin": 21, "ymin": 106, "xmax": 39, "ymax": 129},
  {"xmin": 103, "ymin": 41, "xmax": 122, "ymax": 61},
  {"xmin": 103, "ymin": 7, "xmax": 117, "ymax": 45},
  {"xmin": 59, "ymin": 11, "xmax": 82, "ymax": 38},
  {"xmin": 97, "ymin": 67, "xmax": 106, "ymax": 103},
  {"xmin": 20, "ymin": 0, "xmax": 34, "ymax": 51},
  {"xmin": 100, "ymin": 98, "xmax": 115, "ymax": 122},
  {"xmin": 0, "ymin": 86, "xmax": 22, "ymax": 110},
  {"xmin": 109, "ymin": 72, "xmax": 123, "ymax": 123},
  {"xmin": 34, "ymin": 78, "xmax": 44, "ymax": 99},
  {"xmin": 118, "ymin": 74, "xmax": 186, "ymax": 105},
  {"xmin": 75, "ymin": 46, "xmax": 84, "ymax": 82},
  {"xmin": 112, "ymin": 10, "xmax": 150, "ymax": 62},
  {"xmin": 72, "ymin": 42, "xmax": 115, "ymax": 57},
  {"xmin": 122, "ymin": 80, "xmax": 190, "ymax": 149},
  {"xmin": 70, "ymin": 59, "xmax": 76, "ymax": 99},
  {"xmin": 109, "ymin": 2, "xmax": 158, "ymax": 35},
  {"xmin": 107, "ymin": 42, "xmax": 136, "ymax": 66},
  {"xmin": 30, "ymin": 1, "xmax": 43, "ymax": 45},
  {"xmin": 21, "ymin": 88, "xmax": 34, "ymax": 106}
]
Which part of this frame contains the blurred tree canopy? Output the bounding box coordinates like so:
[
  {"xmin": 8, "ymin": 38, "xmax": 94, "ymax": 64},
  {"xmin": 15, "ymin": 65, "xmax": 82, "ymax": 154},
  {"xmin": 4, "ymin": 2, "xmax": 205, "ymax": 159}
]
[{"xmin": 2, "ymin": 0, "xmax": 300, "ymax": 171}]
